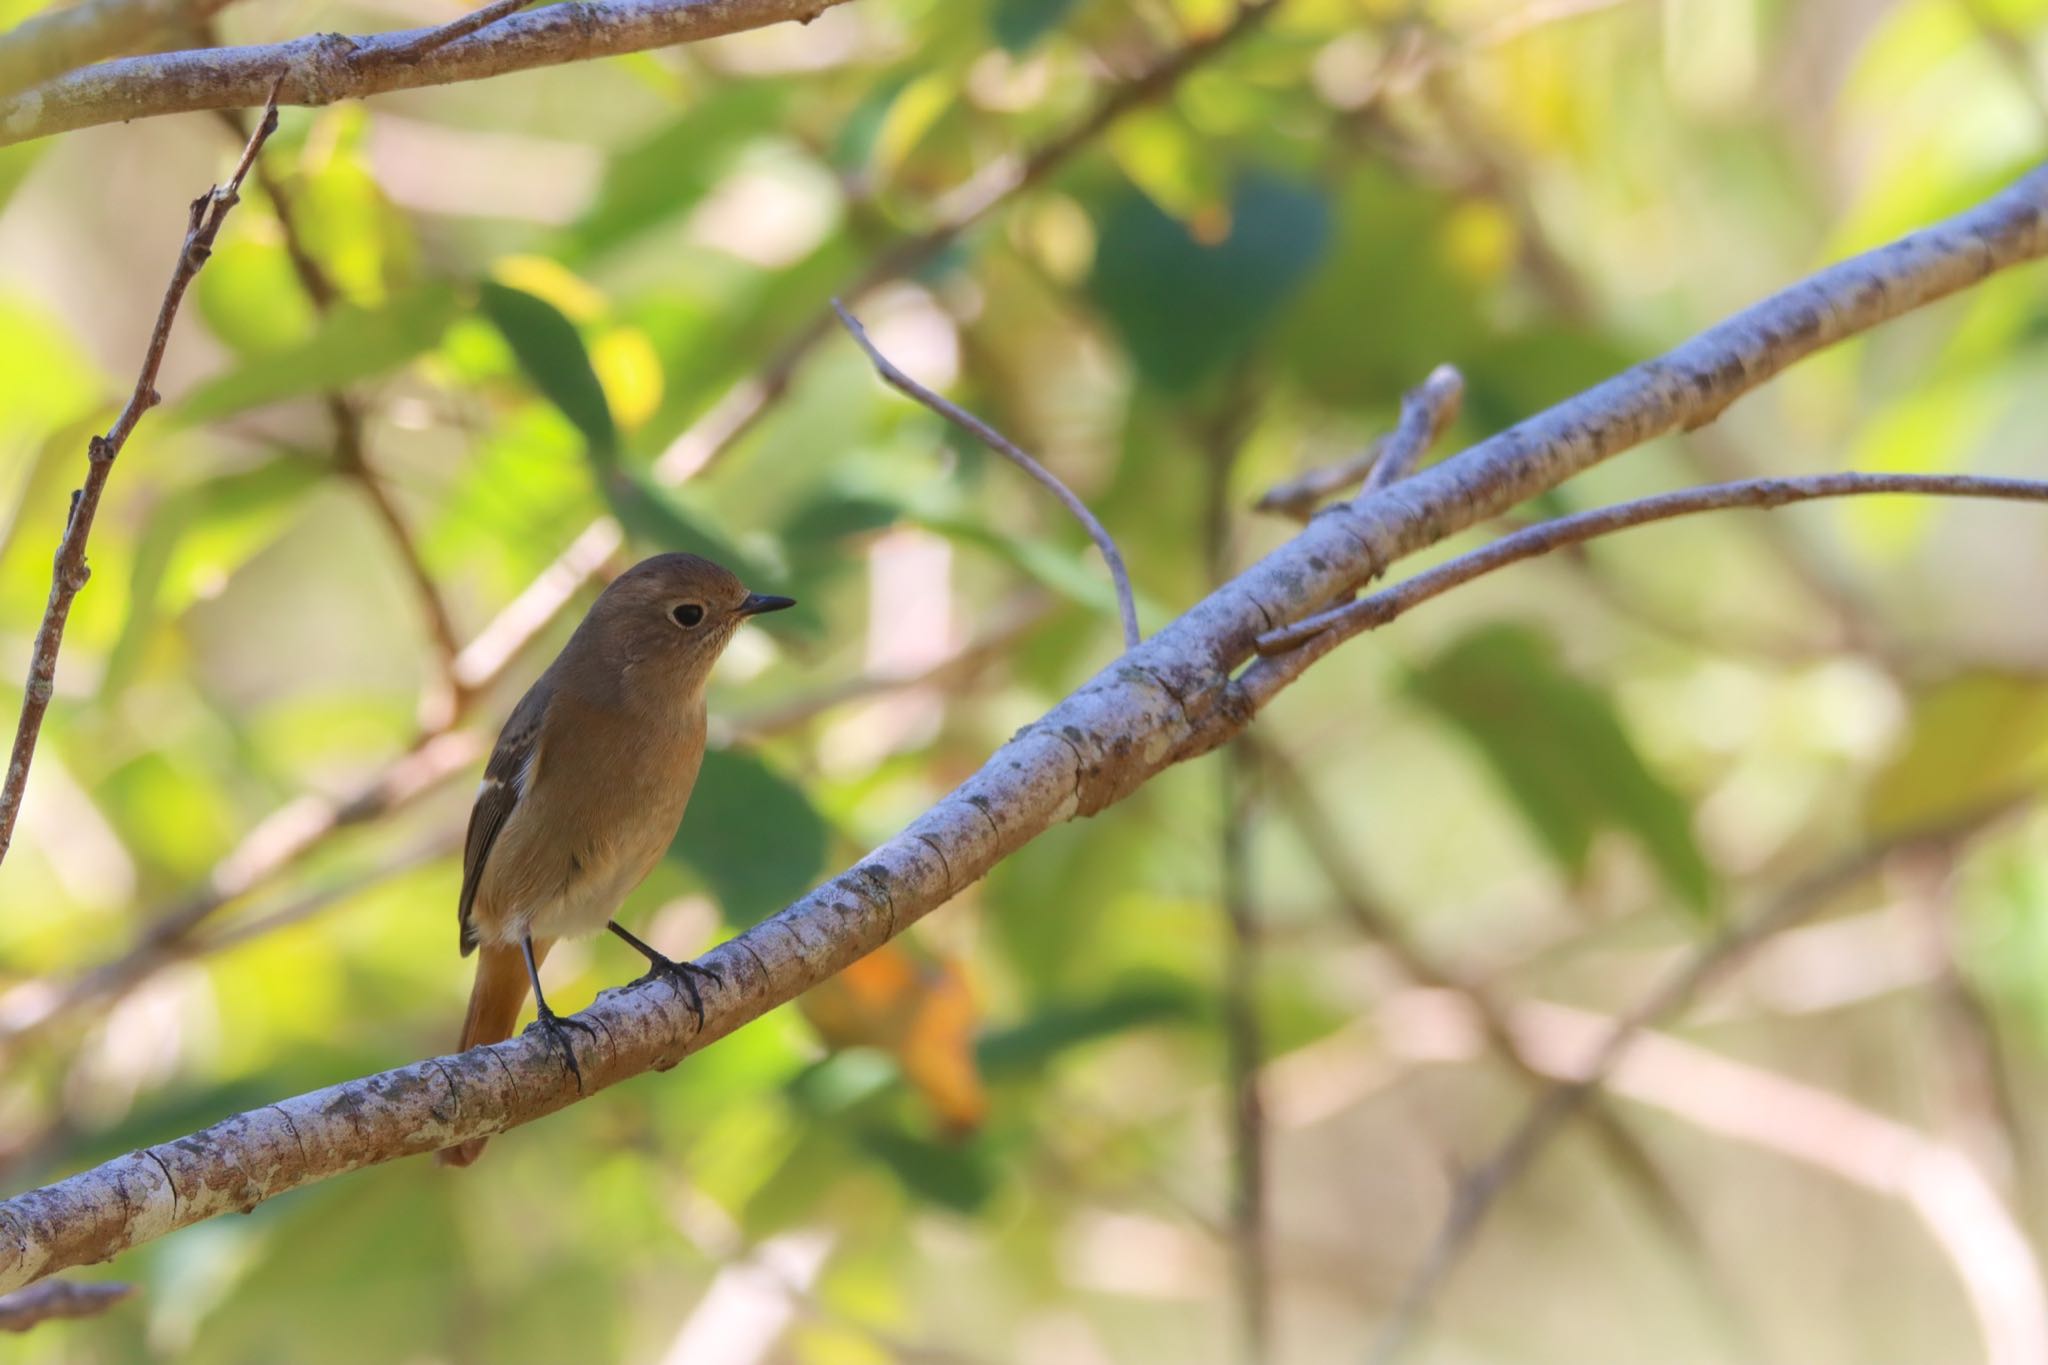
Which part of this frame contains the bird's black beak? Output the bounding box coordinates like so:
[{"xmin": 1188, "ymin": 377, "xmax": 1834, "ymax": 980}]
[{"xmin": 738, "ymin": 592, "xmax": 797, "ymax": 617}]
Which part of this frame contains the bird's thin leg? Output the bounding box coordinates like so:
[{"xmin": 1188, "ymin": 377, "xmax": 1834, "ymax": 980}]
[
  {"xmin": 607, "ymin": 920, "xmax": 721, "ymax": 1029},
  {"xmin": 522, "ymin": 934, "xmax": 595, "ymax": 1090}
]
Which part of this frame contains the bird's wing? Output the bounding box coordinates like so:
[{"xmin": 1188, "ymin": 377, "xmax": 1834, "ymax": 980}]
[{"xmin": 458, "ymin": 677, "xmax": 553, "ymax": 956}]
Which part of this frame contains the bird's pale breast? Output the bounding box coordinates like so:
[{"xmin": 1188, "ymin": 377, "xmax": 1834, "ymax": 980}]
[{"xmin": 470, "ymin": 690, "xmax": 707, "ymax": 946}]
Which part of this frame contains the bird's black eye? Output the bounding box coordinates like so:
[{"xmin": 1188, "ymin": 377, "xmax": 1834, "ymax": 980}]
[{"xmin": 672, "ymin": 602, "xmax": 706, "ymax": 629}]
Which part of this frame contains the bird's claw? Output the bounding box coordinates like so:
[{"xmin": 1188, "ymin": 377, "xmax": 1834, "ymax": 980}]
[
  {"xmin": 638, "ymin": 954, "xmax": 722, "ymax": 1029},
  {"xmin": 528, "ymin": 1005, "xmax": 598, "ymax": 1090}
]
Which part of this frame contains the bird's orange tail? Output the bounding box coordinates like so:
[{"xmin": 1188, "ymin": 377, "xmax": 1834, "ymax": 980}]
[{"xmin": 438, "ymin": 938, "xmax": 551, "ymax": 1168}]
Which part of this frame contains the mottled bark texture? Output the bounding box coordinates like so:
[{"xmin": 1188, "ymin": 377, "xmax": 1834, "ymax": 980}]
[{"xmin": 0, "ymin": 0, "xmax": 857, "ymax": 146}]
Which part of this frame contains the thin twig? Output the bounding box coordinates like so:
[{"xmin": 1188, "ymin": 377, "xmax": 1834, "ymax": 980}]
[
  {"xmin": 1254, "ymin": 736, "xmax": 1768, "ymax": 1360},
  {"xmin": 209, "ymin": 102, "xmax": 468, "ymax": 706},
  {"xmin": 1258, "ymin": 473, "xmax": 2048, "ymax": 657},
  {"xmin": 0, "ymin": 731, "xmax": 480, "ymax": 1048},
  {"xmin": 1255, "ymin": 363, "xmax": 1462, "ymax": 520},
  {"xmin": 1252, "ymin": 440, "xmax": 1384, "ymax": 521},
  {"xmin": 0, "ymin": 1277, "xmax": 132, "ymax": 1331},
  {"xmin": 1365, "ymin": 801, "xmax": 2030, "ymax": 1364},
  {"xmin": 1358, "ymin": 365, "xmax": 1465, "ymax": 496},
  {"xmin": 1221, "ymin": 755, "xmax": 1269, "ymax": 1363},
  {"xmin": 1197, "ymin": 388, "xmax": 1269, "ymax": 1363},
  {"xmin": 1381, "ymin": 991, "xmax": 2047, "ymax": 1365},
  {"xmin": 0, "ymin": 80, "xmax": 282, "ymax": 871},
  {"xmin": 331, "ymin": 396, "xmax": 467, "ymax": 704},
  {"xmin": 367, "ymin": 0, "xmax": 536, "ymax": 64},
  {"xmin": 832, "ymin": 301, "xmax": 1141, "ymax": 649}
]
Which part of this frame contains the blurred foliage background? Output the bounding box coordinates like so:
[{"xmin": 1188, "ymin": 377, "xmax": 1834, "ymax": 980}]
[{"xmin": 3, "ymin": 0, "xmax": 2048, "ymax": 1360}]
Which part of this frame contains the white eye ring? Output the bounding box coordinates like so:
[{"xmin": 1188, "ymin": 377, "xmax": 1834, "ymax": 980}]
[{"xmin": 672, "ymin": 602, "xmax": 706, "ymax": 628}]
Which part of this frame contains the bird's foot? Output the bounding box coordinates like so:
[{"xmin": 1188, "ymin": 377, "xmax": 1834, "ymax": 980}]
[
  {"xmin": 608, "ymin": 920, "xmax": 721, "ymax": 1028},
  {"xmin": 636, "ymin": 953, "xmax": 721, "ymax": 1030},
  {"xmin": 526, "ymin": 1004, "xmax": 598, "ymax": 1091}
]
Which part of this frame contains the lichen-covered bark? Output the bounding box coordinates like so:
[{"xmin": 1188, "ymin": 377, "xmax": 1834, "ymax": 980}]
[{"xmin": 1, "ymin": 163, "xmax": 2043, "ymax": 1297}]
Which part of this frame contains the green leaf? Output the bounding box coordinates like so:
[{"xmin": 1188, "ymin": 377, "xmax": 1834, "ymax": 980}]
[
  {"xmin": 991, "ymin": 0, "xmax": 1080, "ymax": 51},
  {"xmin": 478, "ymin": 281, "xmax": 618, "ymax": 461},
  {"xmin": 177, "ymin": 285, "xmax": 460, "ymax": 423},
  {"xmin": 103, "ymin": 453, "xmax": 327, "ymax": 698},
  {"xmin": 667, "ymin": 749, "xmax": 828, "ymax": 927},
  {"xmin": 1868, "ymin": 673, "xmax": 2048, "ymax": 833},
  {"xmin": 1088, "ymin": 170, "xmax": 1331, "ymax": 392},
  {"xmin": 562, "ymin": 83, "xmax": 788, "ymax": 262},
  {"xmin": 977, "ymin": 978, "xmax": 1202, "ymax": 1077},
  {"xmin": 855, "ymin": 1123, "xmax": 995, "ymax": 1211},
  {"xmin": 1405, "ymin": 624, "xmax": 1715, "ymax": 915},
  {"xmin": 195, "ymin": 237, "xmax": 320, "ymax": 357},
  {"xmin": 1277, "ymin": 168, "xmax": 1490, "ymax": 404}
]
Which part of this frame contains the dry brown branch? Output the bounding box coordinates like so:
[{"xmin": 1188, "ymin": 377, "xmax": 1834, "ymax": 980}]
[
  {"xmin": 1364, "ymin": 800, "xmax": 2031, "ymax": 1363},
  {"xmin": 0, "ymin": 731, "xmax": 479, "ymax": 1047},
  {"xmin": 0, "ymin": 1276, "xmax": 132, "ymax": 1331},
  {"xmin": 0, "ymin": 84, "xmax": 281, "ymax": 871},
  {"xmin": 1253, "ymin": 736, "xmax": 1763, "ymax": 1358},
  {"xmin": 833, "ymin": 302, "xmax": 1140, "ymax": 649},
  {"xmin": 211, "ymin": 107, "xmax": 469, "ymax": 705},
  {"xmin": 0, "ymin": 0, "xmax": 860, "ymax": 146},
  {"xmin": 1379, "ymin": 992, "xmax": 2046, "ymax": 1365},
  {"xmin": 1, "ymin": 162, "xmax": 2042, "ymax": 1299},
  {"xmin": 1257, "ymin": 473, "xmax": 2048, "ymax": 657},
  {"xmin": 1195, "ymin": 398, "xmax": 1269, "ymax": 1363}
]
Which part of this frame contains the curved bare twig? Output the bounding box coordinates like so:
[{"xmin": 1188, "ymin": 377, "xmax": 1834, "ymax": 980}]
[
  {"xmin": 832, "ymin": 302, "xmax": 1141, "ymax": 649},
  {"xmin": 1259, "ymin": 472, "xmax": 2048, "ymax": 656},
  {"xmin": 0, "ymin": 85, "xmax": 282, "ymax": 871}
]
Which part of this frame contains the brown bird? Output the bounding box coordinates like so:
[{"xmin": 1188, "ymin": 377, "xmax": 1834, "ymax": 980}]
[{"xmin": 439, "ymin": 552, "xmax": 794, "ymax": 1167}]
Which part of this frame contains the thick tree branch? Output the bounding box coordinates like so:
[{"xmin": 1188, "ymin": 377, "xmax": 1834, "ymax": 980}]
[
  {"xmin": 833, "ymin": 302, "xmax": 1140, "ymax": 649},
  {"xmin": 0, "ymin": 0, "xmax": 237, "ymax": 102},
  {"xmin": 0, "ymin": 0, "xmax": 858, "ymax": 146},
  {"xmin": 1, "ymin": 162, "xmax": 2043, "ymax": 1297},
  {"xmin": 1258, "ymin": 472, "xmax": 2048, "ymax": 656},
  {"xmin": 211, "ymin": 106, "xmax": 470, "ymax": 711},
  {"xmin": 0, "ymin": 88, "xmax": 280, "ymax": 871}
]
